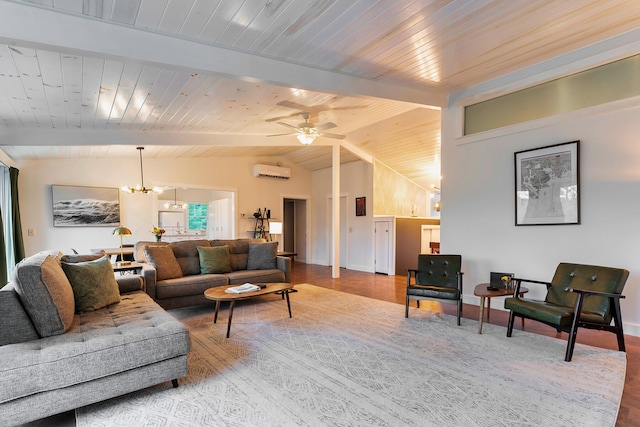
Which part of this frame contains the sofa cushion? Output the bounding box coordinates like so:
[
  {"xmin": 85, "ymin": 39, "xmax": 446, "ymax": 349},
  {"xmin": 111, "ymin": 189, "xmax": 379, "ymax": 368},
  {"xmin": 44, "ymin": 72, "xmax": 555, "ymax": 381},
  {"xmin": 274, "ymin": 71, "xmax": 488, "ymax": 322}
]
[
  {"xmin": 61, "ymin": 255, "xmax": 121, "ymax": 313},
  {"xmin": 134, "ymin": 241, "xmax": 169, "ymax": 263},
  {"xmin": 211, "ymin": 239, "xmax": 251, "ymax": 271},
  {"xmin": 170, "ymin": 239, "xmax": 211, "ymax": 276},
  {"xmin": 247, "ymin": 241, "xmax": 278, "ymax": 270},
  {"xmin": 197, "ymin": 245, "xmax": 232, "ymax": 274},
  {"xmin": 13, "ymin": 251, "xmax": 75, "ymax": 337},
  {"xmin": 0, "ymin": 291, "xmax": 190, "ymax": 405},
  {"xmin": 144, "ymin": 246, "xmax": 183, "ymax": 281},
  {"xmin": 0, "ymin": 282, "xmax": 39, "ymax": 346},
  {"xmin": 155, "ymin": 275, "xmax": 228, "ymax": 299}
]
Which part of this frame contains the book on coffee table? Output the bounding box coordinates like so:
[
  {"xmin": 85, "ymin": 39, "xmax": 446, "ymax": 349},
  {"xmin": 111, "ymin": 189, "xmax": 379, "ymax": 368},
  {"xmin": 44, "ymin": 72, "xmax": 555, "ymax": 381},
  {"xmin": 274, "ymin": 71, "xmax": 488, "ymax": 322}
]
[{"xmin": 225, "ymin": 283, "xmax": 261, "ymax": 294}]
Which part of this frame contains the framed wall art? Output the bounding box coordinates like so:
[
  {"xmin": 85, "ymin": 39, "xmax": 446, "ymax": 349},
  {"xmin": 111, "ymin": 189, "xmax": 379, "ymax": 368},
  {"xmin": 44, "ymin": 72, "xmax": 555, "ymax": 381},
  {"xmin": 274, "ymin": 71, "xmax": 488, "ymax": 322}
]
[
  {"xmin": 514, "ymin": 140, "xmax": 580, "ymax": 226},
  {"xmin": 355, "ymin": 197, "xmax": 366, "ymax": 216},
  {"xmin": 52, "ymin": 185, "xmax": 120, "ymax": 227}
]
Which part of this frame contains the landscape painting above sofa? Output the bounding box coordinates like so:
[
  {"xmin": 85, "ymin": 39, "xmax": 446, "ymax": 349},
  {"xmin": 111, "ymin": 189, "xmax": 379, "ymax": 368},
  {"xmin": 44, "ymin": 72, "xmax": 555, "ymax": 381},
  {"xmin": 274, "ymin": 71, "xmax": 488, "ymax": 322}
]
[{"xmin": 51, "ymin": 185, "xmax": 120, "ymax": 227}]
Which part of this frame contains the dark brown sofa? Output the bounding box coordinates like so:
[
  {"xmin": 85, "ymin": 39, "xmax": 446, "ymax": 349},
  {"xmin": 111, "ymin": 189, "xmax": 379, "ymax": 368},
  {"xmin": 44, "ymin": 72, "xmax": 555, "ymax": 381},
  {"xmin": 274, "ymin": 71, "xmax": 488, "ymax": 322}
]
[{"xmin": 135, "ymin": 239, "xmax": 291, "ymax": 310}]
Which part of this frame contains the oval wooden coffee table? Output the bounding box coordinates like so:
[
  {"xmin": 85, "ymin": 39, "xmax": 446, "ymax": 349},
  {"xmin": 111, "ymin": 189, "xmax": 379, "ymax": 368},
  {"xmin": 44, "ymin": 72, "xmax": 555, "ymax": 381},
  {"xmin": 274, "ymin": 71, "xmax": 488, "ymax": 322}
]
[{"xmin": 204, "ymin": 283, "xmax": 294, "ymax": 338}]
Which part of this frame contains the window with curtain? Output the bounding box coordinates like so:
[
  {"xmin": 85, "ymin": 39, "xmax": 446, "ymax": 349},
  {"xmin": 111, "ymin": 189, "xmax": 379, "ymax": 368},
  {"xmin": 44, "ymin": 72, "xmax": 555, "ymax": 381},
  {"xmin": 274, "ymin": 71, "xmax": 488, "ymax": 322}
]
[{"xmin": 0, "ymin": 164, "xmax": 16, "ymax": 283}]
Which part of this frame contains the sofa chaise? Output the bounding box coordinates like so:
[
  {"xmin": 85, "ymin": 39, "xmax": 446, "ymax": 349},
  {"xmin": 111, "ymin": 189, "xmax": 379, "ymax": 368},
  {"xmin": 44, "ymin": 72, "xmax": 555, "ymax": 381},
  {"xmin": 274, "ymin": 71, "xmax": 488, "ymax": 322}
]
[
  {"xmin": 0, "ymin": 250, "xmax": 190, "ymax": 426},
  {"xmin": 134, "ymin": 238, "xmax": 291, "ymax": 309}
]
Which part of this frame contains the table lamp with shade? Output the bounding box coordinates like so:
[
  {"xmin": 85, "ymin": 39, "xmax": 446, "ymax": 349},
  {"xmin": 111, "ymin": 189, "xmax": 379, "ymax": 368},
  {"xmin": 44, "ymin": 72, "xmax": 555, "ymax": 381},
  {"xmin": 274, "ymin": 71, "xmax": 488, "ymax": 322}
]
[
  {"xmin": 269, "ymin": 221, "xmax": 283, "ymax": 247},
  {"xmin": 112, "ymin": 226, "xmax": 132, "ymax": 266}
]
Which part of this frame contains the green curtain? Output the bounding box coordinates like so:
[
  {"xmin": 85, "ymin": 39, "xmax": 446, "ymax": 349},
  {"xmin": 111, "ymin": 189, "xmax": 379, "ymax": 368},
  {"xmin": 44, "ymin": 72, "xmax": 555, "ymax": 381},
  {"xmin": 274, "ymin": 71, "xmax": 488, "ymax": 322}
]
[{"xmin": 9, "ymin": 167, "xmax": 24, "ymax": 263}]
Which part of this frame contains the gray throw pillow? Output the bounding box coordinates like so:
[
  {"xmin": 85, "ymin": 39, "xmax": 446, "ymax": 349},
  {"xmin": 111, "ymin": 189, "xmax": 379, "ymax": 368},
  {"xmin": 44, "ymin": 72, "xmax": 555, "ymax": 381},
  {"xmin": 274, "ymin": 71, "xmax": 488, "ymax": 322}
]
[
  {"xmin": 247, "ymin": 241, "xmax": 278, "ymax": 270},
  {"xmin": 144, "ymin": 245, "xmax": 183, "ymax": 281},
  {"xmin": 61, "ymin": 255, "xmax": 121, "ymax": 313},
  {"xmin": 13, "ymin": 251, "xmax": 75, "ymax": 337},
  {"xmin": 197, "ymin": 245, "xmax": 233, "ymax": 274}
]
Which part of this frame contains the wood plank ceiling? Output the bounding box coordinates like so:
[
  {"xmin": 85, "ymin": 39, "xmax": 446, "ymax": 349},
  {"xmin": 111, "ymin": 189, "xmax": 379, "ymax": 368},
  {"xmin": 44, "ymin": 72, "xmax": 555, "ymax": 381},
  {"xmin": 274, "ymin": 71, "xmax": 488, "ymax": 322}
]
[{"xmin": 0, "ymin": 0, "xmax": 639, "ymax": 189}]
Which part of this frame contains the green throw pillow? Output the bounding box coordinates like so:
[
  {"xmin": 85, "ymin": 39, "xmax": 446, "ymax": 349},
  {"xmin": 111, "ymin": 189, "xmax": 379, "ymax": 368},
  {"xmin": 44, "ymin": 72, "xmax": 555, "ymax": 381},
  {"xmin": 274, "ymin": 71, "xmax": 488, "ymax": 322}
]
[
  {"xmin": 197, "ymin": 245, "xmax": 233, "ymax": 274},
  {"xmin": 61, "ymin": 255, "xmax": 120, "ymax": 313}
]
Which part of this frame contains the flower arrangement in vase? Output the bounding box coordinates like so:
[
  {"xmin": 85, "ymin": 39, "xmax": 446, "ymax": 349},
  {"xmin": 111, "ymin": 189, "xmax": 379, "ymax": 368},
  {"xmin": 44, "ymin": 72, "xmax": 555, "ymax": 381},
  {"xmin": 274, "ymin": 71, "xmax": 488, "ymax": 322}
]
[{"xmin": 152, "ymin": 226, "xmax": 166, "ymax": 242}]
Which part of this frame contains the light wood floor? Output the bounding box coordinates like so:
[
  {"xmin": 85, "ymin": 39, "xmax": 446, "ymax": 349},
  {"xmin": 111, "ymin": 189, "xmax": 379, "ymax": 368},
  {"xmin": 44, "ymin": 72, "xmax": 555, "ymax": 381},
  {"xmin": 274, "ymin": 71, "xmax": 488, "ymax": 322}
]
[{"xmin": 291, "ymin": 263, "xmax": 640, "ymax": 427}]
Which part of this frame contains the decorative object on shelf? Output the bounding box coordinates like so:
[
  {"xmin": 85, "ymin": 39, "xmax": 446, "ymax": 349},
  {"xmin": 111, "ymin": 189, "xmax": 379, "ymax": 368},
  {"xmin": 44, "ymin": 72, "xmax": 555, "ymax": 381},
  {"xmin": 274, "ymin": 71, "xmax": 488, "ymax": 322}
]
[
  {"xmin": 165, "ymin": 188, "xmax": 187, "ymax": 210},
  {"xmin": 252, "ymin": 208, "xmax": 270, "ymax": 239},
  {"xmin": 121, "ymin": 147, "xmax": 163, "ymax": 194},
  {"xmin": 112, "ymin": 226, "xmax": 132, "ymax": 266},
  {"xmin": 515, "ymin": 140, "xmax": 580, "ymax": 226},
  {"xmin": 152, "ymin": 226, "xmax": 166, "ymax": 242},
  {"xmin": 52, "ymin": 185, "xmax": 120, "ymax": 227},
  {"xmin": 355, "ymin": 197, "xmax": 366, "ymax": 216}
]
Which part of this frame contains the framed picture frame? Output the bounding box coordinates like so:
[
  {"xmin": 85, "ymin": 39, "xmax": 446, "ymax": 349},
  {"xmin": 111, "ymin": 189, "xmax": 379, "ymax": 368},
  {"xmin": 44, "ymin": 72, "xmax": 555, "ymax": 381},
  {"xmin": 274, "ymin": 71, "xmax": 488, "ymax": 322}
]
[
  {"xmin": 514, "ymin": 140, "xmax": 580, "ymax": 226},
  {"xmin": 52, "ymin": 185, "xmax": 120, "ymax": 227},
  {"xmin": 355, "ymin": 197, "xmax": 366, "ymax": 216}
]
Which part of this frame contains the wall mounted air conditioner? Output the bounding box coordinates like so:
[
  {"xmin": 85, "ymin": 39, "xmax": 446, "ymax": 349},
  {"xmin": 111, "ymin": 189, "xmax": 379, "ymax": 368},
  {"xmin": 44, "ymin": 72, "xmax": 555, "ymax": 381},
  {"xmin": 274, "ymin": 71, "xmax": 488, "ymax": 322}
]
[{"xmin": 252, "ymin": 164, "xmax": 291, "ymax": 180}]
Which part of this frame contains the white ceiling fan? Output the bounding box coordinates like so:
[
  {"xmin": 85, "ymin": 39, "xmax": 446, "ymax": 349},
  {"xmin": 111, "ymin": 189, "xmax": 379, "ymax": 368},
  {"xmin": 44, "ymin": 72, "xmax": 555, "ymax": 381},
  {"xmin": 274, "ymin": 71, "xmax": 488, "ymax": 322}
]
[{"xmin": 267, "ymin": 111, "xmax": 345, "ymax": 145}]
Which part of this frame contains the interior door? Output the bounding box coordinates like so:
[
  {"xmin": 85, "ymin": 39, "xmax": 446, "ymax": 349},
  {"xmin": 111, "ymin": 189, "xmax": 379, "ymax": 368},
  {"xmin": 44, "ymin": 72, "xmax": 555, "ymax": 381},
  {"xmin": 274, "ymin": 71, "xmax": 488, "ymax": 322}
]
[{"xmin": 375, "ymin": 221, "xmax": 390, "ymax": 274}]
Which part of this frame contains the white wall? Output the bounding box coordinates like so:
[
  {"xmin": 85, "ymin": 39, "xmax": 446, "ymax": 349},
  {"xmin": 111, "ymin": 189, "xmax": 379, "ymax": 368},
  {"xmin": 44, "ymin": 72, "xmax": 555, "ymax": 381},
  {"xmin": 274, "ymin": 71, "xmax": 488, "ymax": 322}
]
[
  {"xmin": 311, "ymin": 160, "xmax": 374, "ymax": 272},
  {"xmin": 441, "ymin": 98, "xmax": 640, "ymax": 336},
  {"xmin": 17, "ymin": 156, "xmax": 311, "ymax": 256}
]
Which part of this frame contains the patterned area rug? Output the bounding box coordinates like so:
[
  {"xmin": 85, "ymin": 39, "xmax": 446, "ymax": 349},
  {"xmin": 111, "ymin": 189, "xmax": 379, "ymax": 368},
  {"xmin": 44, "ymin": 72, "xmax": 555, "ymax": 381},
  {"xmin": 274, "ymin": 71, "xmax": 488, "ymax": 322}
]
[{"xmin": 76, "ymin": 284, "xmax": 625, "ymax": 426}]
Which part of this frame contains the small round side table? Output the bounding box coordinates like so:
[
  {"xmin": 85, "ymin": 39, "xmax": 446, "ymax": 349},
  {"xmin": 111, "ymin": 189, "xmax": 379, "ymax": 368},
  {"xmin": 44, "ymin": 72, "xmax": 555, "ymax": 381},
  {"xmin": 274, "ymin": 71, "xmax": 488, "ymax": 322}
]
[{"xmin": 474, "ymin": 283, "xmax": 529, "ymax": 334}]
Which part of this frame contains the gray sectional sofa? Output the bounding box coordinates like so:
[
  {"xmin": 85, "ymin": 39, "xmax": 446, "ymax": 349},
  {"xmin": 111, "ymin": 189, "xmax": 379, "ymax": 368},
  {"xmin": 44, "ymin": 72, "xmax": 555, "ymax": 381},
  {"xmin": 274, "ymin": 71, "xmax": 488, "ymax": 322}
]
[
  {"xmin": 0, "ymin": 250, "xmax": 190, "ymax": 426},
  {"xmin": 135, "ymin": 238, "xmax": 291, "ymax": 309}
]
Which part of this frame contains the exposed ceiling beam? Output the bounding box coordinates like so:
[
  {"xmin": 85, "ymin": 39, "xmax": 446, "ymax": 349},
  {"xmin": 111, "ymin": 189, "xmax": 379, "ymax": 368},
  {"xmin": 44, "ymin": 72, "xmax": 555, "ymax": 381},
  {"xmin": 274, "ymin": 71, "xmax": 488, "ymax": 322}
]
[
  {"xmin": 0, "ymin": 128, "xmax": 347, "ymax": 148},
  {"xmin": 0, "ymin": 1, "xmax": 446, "ymax": 108}
]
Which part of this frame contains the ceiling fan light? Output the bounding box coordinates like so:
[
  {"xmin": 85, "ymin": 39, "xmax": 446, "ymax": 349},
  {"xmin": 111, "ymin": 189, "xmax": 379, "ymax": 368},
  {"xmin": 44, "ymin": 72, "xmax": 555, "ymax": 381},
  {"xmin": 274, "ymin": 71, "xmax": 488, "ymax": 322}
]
[{"xmin": 297, "ymin": 133, "xmax": 316, "ymax": 145}]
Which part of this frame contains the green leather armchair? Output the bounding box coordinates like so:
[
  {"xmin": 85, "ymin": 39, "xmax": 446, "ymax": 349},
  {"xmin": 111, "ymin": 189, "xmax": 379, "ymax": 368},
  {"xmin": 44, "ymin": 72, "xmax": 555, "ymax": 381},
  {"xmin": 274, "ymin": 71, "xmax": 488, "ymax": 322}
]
[
  {"xmin": 406, "ymin": 254, "xmax": 463, "ymax": 325},
  {"xmin": 505, "ymin": 263, "xmax": 629, "ymax": 361}
]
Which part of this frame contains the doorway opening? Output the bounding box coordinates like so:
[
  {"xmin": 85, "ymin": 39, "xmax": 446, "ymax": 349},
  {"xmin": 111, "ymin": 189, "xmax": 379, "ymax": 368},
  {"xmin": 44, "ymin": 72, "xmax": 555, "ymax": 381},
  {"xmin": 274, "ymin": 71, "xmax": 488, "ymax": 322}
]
[{"xmin": 283, "ymin": 198, "xmax": 308, "ymax": 263}]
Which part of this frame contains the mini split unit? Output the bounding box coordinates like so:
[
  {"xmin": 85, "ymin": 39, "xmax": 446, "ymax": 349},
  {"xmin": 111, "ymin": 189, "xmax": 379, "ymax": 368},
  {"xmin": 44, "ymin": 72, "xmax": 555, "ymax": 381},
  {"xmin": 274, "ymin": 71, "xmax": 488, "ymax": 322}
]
[{"xmin": 252, "ymin": 164, "xmax": 291, "ymax": 180}]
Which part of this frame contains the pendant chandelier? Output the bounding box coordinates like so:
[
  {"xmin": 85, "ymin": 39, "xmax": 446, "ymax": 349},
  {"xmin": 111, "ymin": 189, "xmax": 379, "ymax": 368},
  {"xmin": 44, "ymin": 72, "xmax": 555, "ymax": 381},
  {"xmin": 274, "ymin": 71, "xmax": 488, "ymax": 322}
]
[
  {"xmin": 165, "ymin": 188, "xmax": 187, "ymax": 210},
  {"xmin": 121, "ymin": 147, "xmax": 163, "ymax": 194}
]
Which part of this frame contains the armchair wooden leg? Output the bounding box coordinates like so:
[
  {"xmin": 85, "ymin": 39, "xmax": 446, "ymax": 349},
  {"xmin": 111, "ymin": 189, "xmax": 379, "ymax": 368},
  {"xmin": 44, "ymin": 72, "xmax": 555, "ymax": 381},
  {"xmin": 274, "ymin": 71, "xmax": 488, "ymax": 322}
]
[
  {"xmin": 565, "ymin": 330, "xmax": 578, "ymax": 362},
  {"xmin": 171, "ymin": 379, "xmax": 179, "ymax": 388},
  {"xmin": 506, "ymin": 311, "xmax": 515, "ymax": 337},
  {"xmin": 612, "ymin": 299, "xmax": 626, "ymax": 352},
  {"xmin": 456, "ymin": 300, "xmax": 461, "ymax": 326},
  {"xmin": 405, "ymin": 294, "xmax": 410, "ymax": 318},
  {"xmin": 565, "ymin": 293, "xmax": 586, "ymax": 362}
]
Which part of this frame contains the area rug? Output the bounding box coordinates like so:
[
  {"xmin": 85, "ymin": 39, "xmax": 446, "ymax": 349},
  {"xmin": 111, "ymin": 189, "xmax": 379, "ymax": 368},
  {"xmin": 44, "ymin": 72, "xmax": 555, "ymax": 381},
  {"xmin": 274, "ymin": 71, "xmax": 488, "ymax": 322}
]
[{"xmin": 76, "ymin": 284, "xmax": 626, "ymax": 426}]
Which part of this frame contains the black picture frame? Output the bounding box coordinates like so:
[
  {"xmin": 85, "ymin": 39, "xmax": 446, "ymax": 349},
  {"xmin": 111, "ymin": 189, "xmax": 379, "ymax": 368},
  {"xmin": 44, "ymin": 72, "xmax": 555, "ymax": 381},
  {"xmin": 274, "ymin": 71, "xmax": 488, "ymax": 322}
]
[
  {"xmin": 514, "ymin": 140, "xmax": 580, "ymax": 226},
  {"xmin": 355, "ymin": 197, "xmax": 366, "ymax": 216},
  {"xmin": 52, "ymin": 185, "xmax": 120, "ymax": 227}
]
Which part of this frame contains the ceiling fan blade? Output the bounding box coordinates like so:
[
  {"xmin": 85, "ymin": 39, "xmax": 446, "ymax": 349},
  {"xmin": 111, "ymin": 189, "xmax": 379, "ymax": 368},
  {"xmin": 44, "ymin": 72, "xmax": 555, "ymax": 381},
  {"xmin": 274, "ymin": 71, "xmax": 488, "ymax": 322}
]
[
  {"xmin": 314, "ymin": 122, "xmax": 337, "ymax": 131},
  {"xmin": 267, "ymin": 132, "xmax": 298, "ymax": 137},
  {"xmin": 320, "ymin": 132, "xmax": 346, "ymax": 140},
  {"xmin": 276, "ymin": 100, "xmax": 315, "ymax": 111},
  {"xmin": 276, "ymin": 122, "xmax": 300, "ymax": 130},
  {"xmin": 265, "ymin": 111, "xmax": 301, "ymax": 122}
]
